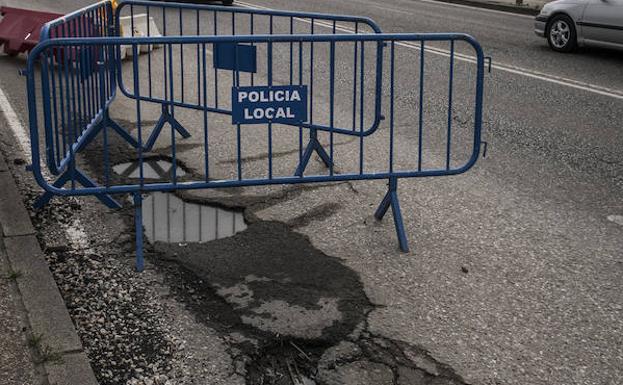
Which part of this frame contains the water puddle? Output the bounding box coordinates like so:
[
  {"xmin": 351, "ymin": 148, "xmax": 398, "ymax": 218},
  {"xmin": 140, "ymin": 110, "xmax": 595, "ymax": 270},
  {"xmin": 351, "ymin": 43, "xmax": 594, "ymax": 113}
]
[
  {"xmin": 113, "ymin": 159, "xmax": 186, "ymax": 179},
  {"xmin": 141, "ymin": 192, "xmax": 246, "ymax": 244}
]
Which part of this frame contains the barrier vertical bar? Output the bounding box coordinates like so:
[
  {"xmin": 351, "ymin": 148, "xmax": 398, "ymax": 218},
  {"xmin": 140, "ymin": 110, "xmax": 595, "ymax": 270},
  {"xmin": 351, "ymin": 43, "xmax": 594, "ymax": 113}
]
[
  {"xmin": 196, "ymin": 9, "xmax": 200, "ymax": 106},
  {"xmin": 329, "ymin": 37, "xmax": 335, "ymax": 176},
  {"xmin": 298, "ymin": 40, "xmax": 303, "ymax": 171},
  {"xmin": 147, "ymin": 5, "xmax": 152, "ymax": 98},
  {"xmin": 48, "ymin": 49, "xmax": 61, "ymax": 167},
  {"xmin": 268, "ymin": 17, "xmax": 273, "ymax": 179},
  {"xmin": 418, "ymin": 40, "xmax": 424, "ymax": 171},
  {"xmin": 213, "ymin": 12, "xmax": 218, "ymax": 108},
  {"xmin": 389, "ymin": 41, "xmax": 395, "ymax": 173},
  {"xmin": 133, "ymin": 192, "xmax": 144, "ymax": 272},
  {"xmin": 132, "ymin": 44, "xmax": 144, "ymax": 184},
  {"xmin": 202, "ymin": 42, "xmax": 209, "ymax": 181},
  {"xmin": 179, "ymin": 7, "xmax": 185, "ymax": 104},
  {"xmin": 168, "ymin": 42, "xmax": 177, "ymax": 183},
  {"xmin": 235, "ymin": 42, "xmax": 242, "ymax": 181},
  {"xmin": 250, "ymin": 13, "xmax": 254, "ymax": 86},
  {"xmin": 352, "ymin": 22, "xmax": 358, "ymax": 133},
  {"xmin": 359, "ymin": 40, "xmax": 365, "ymax": 174},
  {"xmin": 446, "ymin": 39, "xmax": 454, "ymax": 170}
]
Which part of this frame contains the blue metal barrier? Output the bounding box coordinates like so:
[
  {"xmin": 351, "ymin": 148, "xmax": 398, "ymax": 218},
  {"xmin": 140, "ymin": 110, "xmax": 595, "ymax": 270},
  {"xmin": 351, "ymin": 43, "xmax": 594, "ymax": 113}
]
[
  {"xmin": 35, "ymin": 0, "xmax": 138, "ymax": 208},
  {"xmin": 27, "ymin": 13, "xmax": 485, "ymax": 271},
  {"xmin": 114, "ymin": 0, "xmax": 385, "ymax": 176}
]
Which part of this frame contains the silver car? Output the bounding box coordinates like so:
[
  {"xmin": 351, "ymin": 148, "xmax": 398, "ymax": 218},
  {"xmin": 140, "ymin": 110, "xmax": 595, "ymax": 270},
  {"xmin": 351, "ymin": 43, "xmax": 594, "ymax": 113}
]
[{"xmin": 535, "ymin": 0, "xmax": 623, "ymax": 52}]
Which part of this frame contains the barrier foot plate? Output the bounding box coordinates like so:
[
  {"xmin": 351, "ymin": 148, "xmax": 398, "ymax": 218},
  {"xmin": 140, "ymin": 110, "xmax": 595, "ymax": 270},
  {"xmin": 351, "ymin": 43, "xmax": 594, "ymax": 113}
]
[
  {"xmin": 33, "ymin": 167, "xmax": 122, "ymax": 210},
  {"xmin": 143, "ymin": 106, "xmax": 191, "ymax": 151},
  {"xmin": 294, "ymin": 137, "xmax": 333, "ymax": 177},
  {"xmin": 374, "ymin": 177, "xmax": 409, "ymax": 252}
]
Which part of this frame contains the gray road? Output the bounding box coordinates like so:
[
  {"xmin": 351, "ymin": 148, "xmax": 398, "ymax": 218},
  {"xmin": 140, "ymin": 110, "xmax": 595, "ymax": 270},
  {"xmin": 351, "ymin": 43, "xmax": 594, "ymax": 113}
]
[{"xmin": 0, "ymin": 0, "xmax": 622, "ymax": 385}]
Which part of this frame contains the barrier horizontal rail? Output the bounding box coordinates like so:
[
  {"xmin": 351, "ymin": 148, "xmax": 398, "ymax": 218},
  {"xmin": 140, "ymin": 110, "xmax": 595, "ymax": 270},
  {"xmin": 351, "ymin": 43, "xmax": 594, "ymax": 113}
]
[
  {"xmin": 27, "ymin": 30, "xmax": 485, "ymax": 271},
  {"xmin": 114, "ymin": 0, "xmax": 384, "ymax": 151}
]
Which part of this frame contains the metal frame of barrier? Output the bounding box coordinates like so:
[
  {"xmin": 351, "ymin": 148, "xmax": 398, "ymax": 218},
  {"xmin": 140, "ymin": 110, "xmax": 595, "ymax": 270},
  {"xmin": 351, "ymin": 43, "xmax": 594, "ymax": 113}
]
[
  {"xmin": 35, "ymin": 0, "xmax": 139, "ymax": 209},
  {"xmin": 113, "ymin": 0, "xmax": 385, "ymax": 178},
  {"xmin": 27, "ymin": 32, "xmax": 485, "ymax": 272},
  {"xmin": 32, "ymin": 0, "xmax": 386, "ymax": 209}
]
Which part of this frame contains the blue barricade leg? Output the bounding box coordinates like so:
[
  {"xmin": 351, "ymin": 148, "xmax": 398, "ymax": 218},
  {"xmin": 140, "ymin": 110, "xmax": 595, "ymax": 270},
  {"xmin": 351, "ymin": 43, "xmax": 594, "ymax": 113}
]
[
  {"xmin": 294, "ymin": 130, "xmax": 333, "ymax": 176},
  {"xmin": 71, "ymin": 111, "xmax": 139, "ymax": 155},
  {"xmin": 104, "ymin": 111, "xmax": 140, "ymax": 149},
  {"xmin": 133, "ymin": 192, "xmax": 144, "ymax": 272},
  {"xmin": 143, "ymin": 105, "xmax": 191, "ymax": 151},
  {"xmin": 34, "ymin": 167, "xmax": 122, "ymax": 210},
  {"xmin": 374, "ymin": 177, "xmax": 409, "ymax": 252}
]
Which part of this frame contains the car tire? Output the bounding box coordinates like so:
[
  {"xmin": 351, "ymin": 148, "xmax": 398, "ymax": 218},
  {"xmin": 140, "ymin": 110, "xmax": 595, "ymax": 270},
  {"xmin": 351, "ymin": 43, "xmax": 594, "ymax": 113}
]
[{"xmin": 546, "ymin": 14, "xmax": 577, "ymax": 53}]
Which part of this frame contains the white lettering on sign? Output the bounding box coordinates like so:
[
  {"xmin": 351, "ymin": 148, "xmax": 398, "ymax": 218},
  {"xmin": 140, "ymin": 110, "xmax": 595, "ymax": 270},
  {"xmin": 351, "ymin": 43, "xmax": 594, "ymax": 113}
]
[
  {"xmin": 238, "ymin": 89, "xmax": 301, "ymax": 104},
  {"xmin": 244, "ymin": 107, "xmax": 296, "ymax": 120}
]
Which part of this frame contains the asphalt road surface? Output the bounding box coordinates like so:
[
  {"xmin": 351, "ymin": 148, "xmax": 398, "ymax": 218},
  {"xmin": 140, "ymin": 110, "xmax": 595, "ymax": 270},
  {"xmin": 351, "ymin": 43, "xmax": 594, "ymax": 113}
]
[{"xmin": 0, "ymin": 0, "xmax": 621, "ymax": 384}]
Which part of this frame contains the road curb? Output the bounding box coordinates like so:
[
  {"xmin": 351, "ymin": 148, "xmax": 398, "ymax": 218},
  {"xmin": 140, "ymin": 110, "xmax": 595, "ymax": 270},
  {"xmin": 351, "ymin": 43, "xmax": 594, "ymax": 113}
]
[
  {"xmin": 0, "ymin": 153, "xmax": 99, "ymax": 384},
  {"xmin": 424, "ymin": 0, "xmax": 541, "ymax": 15}
]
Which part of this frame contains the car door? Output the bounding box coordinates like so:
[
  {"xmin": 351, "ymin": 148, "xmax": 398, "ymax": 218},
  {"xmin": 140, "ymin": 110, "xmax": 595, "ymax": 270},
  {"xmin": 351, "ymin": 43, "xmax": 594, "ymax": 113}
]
[{"xmin": 579, "ymin": 0, "xmax": 623, "ymax": 47}]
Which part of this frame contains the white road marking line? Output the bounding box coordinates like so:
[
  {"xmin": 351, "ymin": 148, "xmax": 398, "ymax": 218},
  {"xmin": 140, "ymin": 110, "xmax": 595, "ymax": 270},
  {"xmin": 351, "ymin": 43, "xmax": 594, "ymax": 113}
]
[
  {"xmin": 0, "ymin": 85, "xmax": 92, "ymax": 251},
  {"xmin": 237, "ymin": 0, "xmax": 623, "ymax": 101}
]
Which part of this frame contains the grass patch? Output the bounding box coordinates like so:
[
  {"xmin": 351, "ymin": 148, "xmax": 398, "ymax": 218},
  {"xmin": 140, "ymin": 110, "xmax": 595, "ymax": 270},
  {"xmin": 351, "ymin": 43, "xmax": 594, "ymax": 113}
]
[
  {"xmin": 4, "ymin": 269, "xmax": 22, "ymax": 280},
  {"xmin": 27, "ymin": 333, "xmax": 64, "ymax": 364}
]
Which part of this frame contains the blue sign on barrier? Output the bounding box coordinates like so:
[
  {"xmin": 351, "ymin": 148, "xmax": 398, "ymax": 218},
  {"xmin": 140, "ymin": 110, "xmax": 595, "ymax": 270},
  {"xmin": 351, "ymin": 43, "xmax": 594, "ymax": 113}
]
[
  {"xmin": 214, "ymin": 42, "xmax": 257, "ymax": 73},
  {"xmin": 232, "ymin": 85, "xmax": 308, "ymax": 124}
]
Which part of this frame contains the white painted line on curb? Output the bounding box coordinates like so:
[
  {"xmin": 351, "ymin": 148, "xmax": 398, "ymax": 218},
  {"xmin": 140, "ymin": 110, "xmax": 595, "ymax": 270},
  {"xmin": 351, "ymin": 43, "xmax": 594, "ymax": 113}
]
[
  {"xmin": 0, "ymin": 85, "xmax": 92, "ymax": 251},
  {"xmin": 237, "ymin": 0, "xmax": 623, "ymax": 101},
  {"xmin": 0, "ymin": 86, "xmax": 31, "ymax": 158}
]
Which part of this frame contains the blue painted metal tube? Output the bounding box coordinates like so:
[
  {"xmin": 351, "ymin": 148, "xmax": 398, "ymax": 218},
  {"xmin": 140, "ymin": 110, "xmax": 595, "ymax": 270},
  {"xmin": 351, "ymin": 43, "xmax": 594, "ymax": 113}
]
[
  {"xmin": 389, "ymin": 41, "xmax": 395, "ymax": 174},
  {"xmin": 38, "ymin": 0, "xmax": 119, "ymax": 176},
  {"xmin": 446, "ymin": 40, "xmax": 455, "ymax": 171},
  {"xmin": 133, "ymin": 192, "xmax": 144, "ymax": 272},
  {"xmin": 113, "ymin": 0, "xmax": 385, "ymax": 137},
  {"xmin": 116, "ymin": 0, "xmax": 382, "ymax": 33},
  {"xmin": 26, "ymin": 32, "xmax": 485, "ymax": 198},
  {"xmin": 418, "ymin": 40, "xmax": 425, "ymax": 172}
]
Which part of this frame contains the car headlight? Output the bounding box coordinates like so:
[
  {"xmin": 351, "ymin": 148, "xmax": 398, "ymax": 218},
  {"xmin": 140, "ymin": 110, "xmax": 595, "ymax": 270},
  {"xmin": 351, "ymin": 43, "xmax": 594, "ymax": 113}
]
[{"xmin": 539, "ymin": 4, "xmax": 553, "ymax": 17}]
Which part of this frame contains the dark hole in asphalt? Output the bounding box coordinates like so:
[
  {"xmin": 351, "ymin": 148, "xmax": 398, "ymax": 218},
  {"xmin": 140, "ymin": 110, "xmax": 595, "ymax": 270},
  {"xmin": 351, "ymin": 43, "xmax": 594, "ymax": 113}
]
[
  {"xmin": 152, "ymin": 221, "xmax": 373, "ymax": 384},
  {"xmin": 139, "ymin": 191, "xmax": 246, "ymax": 244}
]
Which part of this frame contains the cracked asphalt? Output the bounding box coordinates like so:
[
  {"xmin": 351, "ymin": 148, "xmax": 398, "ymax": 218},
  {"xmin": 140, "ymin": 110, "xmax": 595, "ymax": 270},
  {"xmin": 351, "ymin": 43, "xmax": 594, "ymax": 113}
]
[{"xmin": 0, "ymin": 0, "xmax": 622, "ymax": 384}]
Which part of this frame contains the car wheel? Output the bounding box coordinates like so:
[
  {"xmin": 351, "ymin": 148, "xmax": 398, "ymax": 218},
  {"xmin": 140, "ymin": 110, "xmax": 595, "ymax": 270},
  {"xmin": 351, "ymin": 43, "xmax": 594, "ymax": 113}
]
[{"xmin": 547, "ymin": 15, "xmax": 577, "ymax": 53}]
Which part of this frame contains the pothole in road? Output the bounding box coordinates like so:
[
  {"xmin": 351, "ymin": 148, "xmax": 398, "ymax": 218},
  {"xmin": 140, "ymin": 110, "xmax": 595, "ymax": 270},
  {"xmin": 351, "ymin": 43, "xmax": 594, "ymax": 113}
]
[
  {"xmin": 113, "ymin": 158, "xmax": 187, "ymax": 179},
  {"xmin": 140, "ymin": 192, "xmax": 246, "ymax": 244},
  {"xmin": 153, "ymin": 221, "xmax": 468, "ymax": 385}
]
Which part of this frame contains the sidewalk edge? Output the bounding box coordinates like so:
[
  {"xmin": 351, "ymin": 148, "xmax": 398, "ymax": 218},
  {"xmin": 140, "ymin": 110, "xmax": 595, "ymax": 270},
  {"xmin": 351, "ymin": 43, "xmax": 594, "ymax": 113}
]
[{"xmin": 0, "ymin": 127, "xmax": 99, "ymax": 384}]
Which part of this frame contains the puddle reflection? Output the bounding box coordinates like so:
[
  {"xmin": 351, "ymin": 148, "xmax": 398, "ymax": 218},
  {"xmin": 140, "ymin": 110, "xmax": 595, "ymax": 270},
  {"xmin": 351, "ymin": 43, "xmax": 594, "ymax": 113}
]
[{"xmin": 142, "ymin": 192, "xmax": 246, "ymax": 244}]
